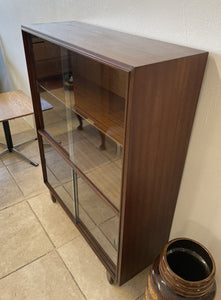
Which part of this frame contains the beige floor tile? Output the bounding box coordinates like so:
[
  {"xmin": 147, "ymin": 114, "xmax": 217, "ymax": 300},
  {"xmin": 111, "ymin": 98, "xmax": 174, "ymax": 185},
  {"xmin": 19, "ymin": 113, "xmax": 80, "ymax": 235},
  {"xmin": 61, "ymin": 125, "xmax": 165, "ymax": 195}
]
[
  {"xmin": 0, "ymin": 118, "xmax": 32, "ymax": 140},
  {"xmin": 0, "ymin": 201, "xmax": 53, "ymax": 278},
  {"xmin": 44, "ymin": 120, "xmax": 69, "ymax": 141},
  {"xmin": 58, "ymin": 236, "xmax": 148, "ymax": 300},
  {"xmin": 0, "ymin": 117, "xmax": 39, "ymax": 166},
  {"xmin": 135, "ymin": 294, "xmax": 145, "ymax": 300},
  {"xmin": 0, "ymin": 125, "xmax": 4, "ymax": 139},
  {"xmin": 78, "ymin": 204, "xmax": 97, "ymax": 230},
  {"xmin": 62, "ymin": 181, "xmax": 96, "ymax": 230},
  {"xmin": 0, "ymin": 106, "xmax": 149, "ymax": 300},
  {"xmin": 9, "ymin": 128, "xmax": 36, "ymax": 146},
  {"xmin": 90, "ymin": 227, "xmax": 117, "ymax": 265},
  {"xmin": 0, "ymin": 251, "xmax": 85, "ymax": 300},
  {"xmin": 50, "ymin": 183, "xmax": 96, "ymax": 231},
  {"xmin": 8, "ymin": 118, "xmax": 34, "ymax": 135},
  {"xmin": 99, "ymin": 216, "xmax": 119, "ymax": 250},
  {"xmin": 77, "ymin": 177, "xmax": 115, "ymax": 225},
  {"xmin": 6, "ymin": 157, "xmax": 56, "ymax": 197},
  {"xmin": 73, "ymin": 138, "xmax": 110, "ymax": 173},
  {"xmin": 41, "ymin": 90, "xmax": 67, "ymax": 123},
  {"xmin": 62, "ymin": 177, "xmax": 118, "ymax": 264},
  {"xmin": 62, "ymin": 180, "xmax": 73, "ymax": 196},
  {"xmin": 28, "ymin": 192, "xmax": 80, "ymax": 248},
  {"xmin": 1, "ymin": 137, "xmax": 40, "ymax": 167},
  {"xmin": 42, "ymin": 104, "xmax": 65, "ymax": 126},
  {"xmin": 44, "ymin": 148, "xmax": 73, "ymax": 184},
  {"xmin": 53, "ymin": 185, "xmax": 75, "ymax": 214},
  {"xmin": 81, "ymin": 123, "xmax": 121, "ymax": 161},
  {"xmin": 1, "ymin": 145, "xmax": 40, "ymax": 167},
  {"xmin": 86, "ymin": 161, "xmax": 121, "ymax": 209},
  {"xmin": 0, "ymin": 164, "xmax": 24, "ymax": 210}
]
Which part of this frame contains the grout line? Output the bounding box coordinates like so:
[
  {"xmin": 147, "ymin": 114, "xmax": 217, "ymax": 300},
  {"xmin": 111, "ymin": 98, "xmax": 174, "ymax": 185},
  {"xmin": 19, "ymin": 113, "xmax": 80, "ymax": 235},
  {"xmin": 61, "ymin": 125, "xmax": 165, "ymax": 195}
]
[
  {"xmin": 135, "ymin": 293, "xmax": 145, "ymax": 300},
  {"xmin": 23, "ymin": 187, "xmax": 50, "ymax": 200},
  {"xmin": 55, "ymin": 248, "xmax": 87, "ymax": 300},
  {"xmin": 26, "ymin": 200, "xmax": 56, "ymax": 249},
  {"xmin": 0, "ymin": 250, "xmax": 53, "ymax": 280},
  {"xmin": 23, "ymin": 189, "xmax": 49, "ymax": 201},
  {"xmin": 55, "ymin": 235, "xmax": 81, "ymax": 249},
  {"xmin": 26, "ymin": 198, "xmax": 80, "ymax": 250},
  {"xmin": 0, "ymin": 198, "xmax": 26, "ymax": 212},
  {"xmin": 0, "ymin": 162, "xmax": 46, "ymax": 213},
  {"xmin": 4, "ymin": 163, "xmax": 26, "ymax": 197}
]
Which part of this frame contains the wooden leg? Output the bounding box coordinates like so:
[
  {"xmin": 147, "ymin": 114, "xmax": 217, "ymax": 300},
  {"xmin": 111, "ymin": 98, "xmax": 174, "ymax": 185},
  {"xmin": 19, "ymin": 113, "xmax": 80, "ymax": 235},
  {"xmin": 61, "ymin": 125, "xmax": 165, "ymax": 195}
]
[
  {"xmin": 51, "ymin": 193, "xmax": 57, "ymax": 203},
  {"xmin": 3, "ymin": 120, "xmax": 13, "ymax": 151},
  {"xmin": 99, "ymin": 131, "xmax": 106, "ymax": 150},
  {"xmin": 106, "ymin": 270, "xmax": 115, "ymax": 285},
  {"xmin": 76, "ymin": 114, "xmax": 83, "ymax": 130},
  {"xmin": 76, "ymin": 114, "xmax": 106, "ymax": 151}
]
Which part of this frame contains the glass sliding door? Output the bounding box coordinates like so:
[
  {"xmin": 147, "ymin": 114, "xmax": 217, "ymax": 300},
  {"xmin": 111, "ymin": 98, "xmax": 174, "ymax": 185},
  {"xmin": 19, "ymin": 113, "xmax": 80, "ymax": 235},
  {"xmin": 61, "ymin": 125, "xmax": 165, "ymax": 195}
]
[
  {"xmin": 32, "ymin": 36, "xmax": 128, "ymax": 209},
  {"xmin": 64, "ymin": 53, "xmax": 128, "ymax": 210},
  {"xmin": 32, "ymin": 36, "xmax": 75, "ymax": 153},
  {"xmin": 32, "ymin": 35, "xmax": 128, "ymax": 264},
  {"xmin": 42, "ymin": 137, "xmax": 76, "ymax": 218},
  {"xmin": 72, "ymin": 171, "xmax": 119, "ymax": 265}
]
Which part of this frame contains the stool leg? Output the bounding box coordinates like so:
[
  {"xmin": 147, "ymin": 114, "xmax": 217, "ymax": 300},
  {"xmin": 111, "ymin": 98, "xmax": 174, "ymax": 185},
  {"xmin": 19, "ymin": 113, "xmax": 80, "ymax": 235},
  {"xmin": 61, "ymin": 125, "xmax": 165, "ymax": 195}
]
[
  {"xmin": 3, "ymin": 121, "xmax": 13, "ymax": 151},
  {"xmin": 0, "ymin": 148, "xmax": 9, "ymax": 156},
  {"xmin": 13, "ymin": 148, "xmax": 39, "ymax": 166},
  {"xmin": 1, "ymin": 120, "xmax": 38, "ymax": 166}
]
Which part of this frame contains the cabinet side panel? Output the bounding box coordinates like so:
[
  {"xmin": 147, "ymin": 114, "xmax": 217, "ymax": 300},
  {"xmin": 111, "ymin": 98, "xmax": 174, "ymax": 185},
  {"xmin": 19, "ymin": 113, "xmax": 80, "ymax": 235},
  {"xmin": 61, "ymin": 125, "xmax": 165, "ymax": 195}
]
[
  {"xmin": 118, "ymin": 53, "xmax": 208, "ymax": 284},
  {"xmin": 22, "ymin": 31, "xmax": 47, "ymax": 181}
]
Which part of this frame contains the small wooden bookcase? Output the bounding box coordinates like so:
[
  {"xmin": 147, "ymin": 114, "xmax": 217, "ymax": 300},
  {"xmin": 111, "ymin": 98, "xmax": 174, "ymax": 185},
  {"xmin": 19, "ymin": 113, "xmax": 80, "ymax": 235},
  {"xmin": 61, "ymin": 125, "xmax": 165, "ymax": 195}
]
[{"xmin": 22, "ymin": 21, "xmax": 208, "ymax": 285}]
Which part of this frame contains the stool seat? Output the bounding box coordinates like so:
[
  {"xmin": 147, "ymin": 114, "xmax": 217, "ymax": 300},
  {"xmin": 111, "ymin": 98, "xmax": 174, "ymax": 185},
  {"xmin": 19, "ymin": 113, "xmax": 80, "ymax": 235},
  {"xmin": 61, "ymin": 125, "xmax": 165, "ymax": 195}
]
[{"xmin": 0, "ymin": 90, "xmax": 52, "ymax": 166}]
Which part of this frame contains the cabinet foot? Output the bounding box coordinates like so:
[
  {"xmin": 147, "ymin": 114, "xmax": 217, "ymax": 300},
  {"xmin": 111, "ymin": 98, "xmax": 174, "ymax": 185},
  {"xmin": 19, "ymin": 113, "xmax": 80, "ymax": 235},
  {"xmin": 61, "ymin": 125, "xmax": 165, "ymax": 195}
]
[
  {"xmin": 76, "ymin": 114, "xmax": 83, "ymax": 130},
  {"xmin": 106, "ymin": 271, "xmax": 115, "ymax": 285},
  {"xmin": 99, "ymin": 131, "xmax": 106, "ymax": 150},
  {"xmin": 51, "ymin": 194, "xmax": 57, "ymax": 203}
]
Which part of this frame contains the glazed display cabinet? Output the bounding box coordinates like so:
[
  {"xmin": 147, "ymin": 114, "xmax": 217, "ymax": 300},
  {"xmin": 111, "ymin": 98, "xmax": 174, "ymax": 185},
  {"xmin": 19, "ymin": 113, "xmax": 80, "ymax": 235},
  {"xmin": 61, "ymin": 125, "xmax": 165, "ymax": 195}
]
[{"xmin": 22, "ymin": 21, "xmax": 208, "ymax": 285}]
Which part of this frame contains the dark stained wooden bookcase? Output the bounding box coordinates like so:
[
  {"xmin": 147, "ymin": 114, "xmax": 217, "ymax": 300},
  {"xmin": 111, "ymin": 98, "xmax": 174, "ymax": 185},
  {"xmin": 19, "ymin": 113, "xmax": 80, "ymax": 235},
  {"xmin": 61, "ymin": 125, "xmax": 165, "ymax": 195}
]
[{"xmin": 22, "ymin": 21, "xmax": 208, "ymax": 285}]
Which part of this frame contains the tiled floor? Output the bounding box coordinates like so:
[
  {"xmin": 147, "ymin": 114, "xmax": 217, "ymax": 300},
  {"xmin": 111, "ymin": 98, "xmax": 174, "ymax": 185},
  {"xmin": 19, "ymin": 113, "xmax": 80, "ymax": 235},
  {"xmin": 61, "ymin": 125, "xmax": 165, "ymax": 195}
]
[{"xmin": 0, "ymin": 118, "xmax": 147, "ymax": 300}]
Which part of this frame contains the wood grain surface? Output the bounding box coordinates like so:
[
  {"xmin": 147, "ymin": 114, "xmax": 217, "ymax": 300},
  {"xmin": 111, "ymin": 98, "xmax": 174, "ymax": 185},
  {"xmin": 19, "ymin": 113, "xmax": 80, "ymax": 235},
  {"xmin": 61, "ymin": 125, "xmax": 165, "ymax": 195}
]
[
  {"xmin": 118, "ymin": 53, "xmax": 208, "ymax": 284},
  {"xmin": 22, "ymin": 21, "xmax": 205, "ymax": 69},
  {"xmin": 39, "ymin": 77, "xmax": 125, "ymax": 145},
  {"xmin": 0, "ymin": 90, "xmax": 33, "ymax": 122},
  {"xmin": 22, "ymin": 22, "xmax": 208, "ymax": 286}
]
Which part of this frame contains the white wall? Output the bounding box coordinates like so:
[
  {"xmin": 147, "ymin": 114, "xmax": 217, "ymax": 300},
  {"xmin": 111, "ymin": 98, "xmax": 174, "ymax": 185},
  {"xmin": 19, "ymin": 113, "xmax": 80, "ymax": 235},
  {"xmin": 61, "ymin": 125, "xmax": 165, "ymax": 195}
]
[{"xmin": 0, "ymin": 0, "xmax": 221, "ymax": 297}]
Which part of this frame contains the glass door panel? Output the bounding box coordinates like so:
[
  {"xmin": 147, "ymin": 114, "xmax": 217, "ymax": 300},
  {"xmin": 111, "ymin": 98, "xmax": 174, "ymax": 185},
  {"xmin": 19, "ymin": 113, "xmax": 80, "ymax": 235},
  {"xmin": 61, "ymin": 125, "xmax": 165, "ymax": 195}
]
[
  {"xmin": 32, "ymin": 35, "xmax": 126, "ymax": 241},
  {"xmin": 42, "ymin": 137, "xmax": 76, "ymax": 218},
  {"xmin": 71, "ymin": 171, "xmax": 119, "ymax": 265},
  {"xmin": 42, "ymin": 134, "xmax": 120, "ymax": 264},
  {"xmin": 32, "ymin": 36, "xmax": 127, "ymax": 208},
  {"xmin": 32, "ymin": 35, "xmax": 75, "ymax": 151},
  {"xmin": 39, "ymin": 88, "xmax": 75, "ymax": 151},
  {"xmin": 64, "ymin": 53, "xmax": 128, "ymax": 209},
  {"xmin": 69, "ymin": 116, "xmax": 123, "ymax": 209}
]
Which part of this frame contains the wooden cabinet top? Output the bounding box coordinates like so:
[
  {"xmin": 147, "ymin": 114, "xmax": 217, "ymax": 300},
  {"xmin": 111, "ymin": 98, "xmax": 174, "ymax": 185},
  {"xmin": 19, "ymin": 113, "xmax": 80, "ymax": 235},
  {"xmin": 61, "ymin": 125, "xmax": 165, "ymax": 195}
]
[{"xmin": 22, "ymin": 21, "xmax": 206, "ymax": 70}]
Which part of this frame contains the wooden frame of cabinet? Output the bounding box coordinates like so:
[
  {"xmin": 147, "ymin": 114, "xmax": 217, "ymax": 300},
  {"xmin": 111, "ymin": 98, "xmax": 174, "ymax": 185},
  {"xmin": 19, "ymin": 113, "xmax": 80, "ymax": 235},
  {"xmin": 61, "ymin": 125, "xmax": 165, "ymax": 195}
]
[{"xmin": 22, "ymin": 21, "xmax": 208, "ymax": 285}]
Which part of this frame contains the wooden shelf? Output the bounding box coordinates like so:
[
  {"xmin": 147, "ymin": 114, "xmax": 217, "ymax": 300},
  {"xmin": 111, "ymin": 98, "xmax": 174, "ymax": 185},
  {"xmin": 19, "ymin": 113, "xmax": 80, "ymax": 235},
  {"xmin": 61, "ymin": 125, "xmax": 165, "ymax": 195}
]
[{"xmin": 39, "ymin": 76, "xmax": 125, "ymax": 145}]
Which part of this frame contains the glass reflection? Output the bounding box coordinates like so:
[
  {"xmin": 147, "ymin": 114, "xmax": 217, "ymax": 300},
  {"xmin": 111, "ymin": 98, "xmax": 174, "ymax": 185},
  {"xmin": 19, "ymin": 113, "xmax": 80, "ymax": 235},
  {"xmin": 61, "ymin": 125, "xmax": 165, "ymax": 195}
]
[
  {"xmin": 32, "ymin": 36, "xmax": 127, "ymax": 209},
  {"xmin": 42, "ymin": 137, "xmax": 75, "ymax": 217},
  {"xmin": 72, "ymin": 172, "xmax": 119, "ymax": 265}
]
